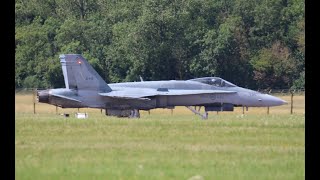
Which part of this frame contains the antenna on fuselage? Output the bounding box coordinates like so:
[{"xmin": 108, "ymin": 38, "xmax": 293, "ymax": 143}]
[{"xmin": 139, "ymin": 75, "xmax": 144, "ymax": 82}]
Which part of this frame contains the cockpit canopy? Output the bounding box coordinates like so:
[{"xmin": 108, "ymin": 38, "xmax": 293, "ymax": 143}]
[{"xmin": 188, "ymin": 77, "xmax": 237, "ymax": 87}]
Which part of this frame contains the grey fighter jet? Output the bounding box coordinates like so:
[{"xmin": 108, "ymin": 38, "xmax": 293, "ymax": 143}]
[{"xmin": 37, "ymin": 54, "xmax": 287, "ymax": 119}]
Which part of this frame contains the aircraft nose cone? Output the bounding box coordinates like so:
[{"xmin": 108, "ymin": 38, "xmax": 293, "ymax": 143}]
[
  {"xmin": 262, "ymin": 94, "xmax": 287, "ymax": 106},
  {"xmin": 281, "ymin": 99, "xmax": 288, "ymax": 105}
]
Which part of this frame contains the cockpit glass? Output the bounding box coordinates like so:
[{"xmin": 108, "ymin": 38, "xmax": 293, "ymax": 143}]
[{"xmin": 189, "ymin": 77, "xmax": 237, "ymax": 87}]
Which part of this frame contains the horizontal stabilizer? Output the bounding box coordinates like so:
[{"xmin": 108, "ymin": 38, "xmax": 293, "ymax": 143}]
[
  {"xmin": 99, "ymin": 88, "xmax": 236, "ymax": 99},
  {"xmin": 51, "ymin": 94, "xmax": 82, "ymax": 103}
]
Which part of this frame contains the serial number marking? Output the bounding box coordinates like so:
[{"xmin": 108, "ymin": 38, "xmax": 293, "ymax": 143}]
[
  {"xmin": 248, "ymin": 92, "xmax": 258, "ymax": 96},
  {"xmin": 201, "ymin": 94, "xmax": 224, "ymax": 100},
  {"xmin": 85, "ymin": 77, "xmax": 94, "ymax": 80}
]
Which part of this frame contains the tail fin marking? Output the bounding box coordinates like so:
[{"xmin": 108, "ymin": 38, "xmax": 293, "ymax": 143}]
[{"xmin": 59, "ymin": 54, "xmax": 112, "ymax": 92}]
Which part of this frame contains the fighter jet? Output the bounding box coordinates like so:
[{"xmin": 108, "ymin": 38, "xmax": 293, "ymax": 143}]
[{"xmin": 37, "ymin": 54, "xmax": 287, "ymax": 119}]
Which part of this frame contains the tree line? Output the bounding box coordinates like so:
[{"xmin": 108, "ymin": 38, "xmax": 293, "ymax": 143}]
[{"xmin": 15, "ymin": 0, "xmax": 304, "ymax": 90}]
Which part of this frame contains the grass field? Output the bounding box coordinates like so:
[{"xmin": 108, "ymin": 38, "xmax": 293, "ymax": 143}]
[{"xmin": 15, "ymin": 94, "xmax": 305, "ymax": 180}]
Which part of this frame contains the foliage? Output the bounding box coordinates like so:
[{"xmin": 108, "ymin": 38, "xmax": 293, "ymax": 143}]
[
  {"xmin": 250, "ymin": 41, "xmax": 297, "ymax": 89},
  {"xmin": 15, "ymin": 0, "xmax": 304, "ymax": 89}
]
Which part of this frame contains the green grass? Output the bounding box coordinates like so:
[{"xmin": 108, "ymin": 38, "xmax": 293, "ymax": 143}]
[{"xmin": 15, "ymin": 112, "xmax": 305, "ymax": 180}]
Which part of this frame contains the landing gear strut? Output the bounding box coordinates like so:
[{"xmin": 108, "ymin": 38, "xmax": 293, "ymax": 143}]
[
  {"xmin": 185, "ymin": 106, "xmax": 208, "ymax": 119},
  {"xmin": 129, "ymin": 109, "xmax": 140, "ymax": 118}
]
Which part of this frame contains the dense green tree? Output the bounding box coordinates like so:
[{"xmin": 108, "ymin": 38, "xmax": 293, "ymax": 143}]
[
  {"xmin": 250, "ymin": 41, "xmax": 297, "ymax": 89},
  {"xmin": 198, "ymin": 16, "xmax": 253, "ymax": 87},
  {"xmin": 15, "ymin": 17, "xmax": 60, "ymax": 88},
  {"xmin": 15, "ymin": 0, "xmax": 304, "ymax": 90}
]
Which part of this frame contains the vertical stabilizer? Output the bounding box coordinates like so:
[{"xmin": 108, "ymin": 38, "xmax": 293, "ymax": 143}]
[{"xmin": 60, "ymin": 54, "xmax": 112, "ymax": 92}]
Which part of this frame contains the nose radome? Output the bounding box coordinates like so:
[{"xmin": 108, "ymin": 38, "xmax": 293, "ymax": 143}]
[
  {"xmin": 262, "ymin": 94, "xmax": 288, "ymax": 106},
  {"xmin": 281, "ymin": 99, "xmax": 288, "ymax": 105}
]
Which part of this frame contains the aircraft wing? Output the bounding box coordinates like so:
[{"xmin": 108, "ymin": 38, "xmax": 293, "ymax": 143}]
[
  {"xmin": 50, "ymin": 93, "xmax": 82, "ymax": 102},
  {"xmin": 99, "ymin": 88, "xmax": 236, "ymax": 99},
  {"xmin": 99, "ymin": 88, "xmax": 156, "ymax": 100},
  {"xmin": 153, "ymin": 89, "xmax": 236, "ymax": 96}
]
